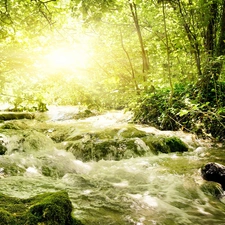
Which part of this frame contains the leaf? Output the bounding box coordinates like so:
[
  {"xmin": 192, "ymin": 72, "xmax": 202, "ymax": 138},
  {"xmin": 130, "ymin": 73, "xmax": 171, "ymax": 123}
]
[{"xmin": 178, "ymin": 109, "xmax": 189, "ymax": 117}]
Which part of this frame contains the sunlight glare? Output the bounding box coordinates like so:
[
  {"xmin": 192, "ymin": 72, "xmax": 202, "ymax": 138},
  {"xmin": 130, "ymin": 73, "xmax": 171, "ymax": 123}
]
[{"xmin": 46, "ymin": 46, "xmax": 89, "ymax": 69}]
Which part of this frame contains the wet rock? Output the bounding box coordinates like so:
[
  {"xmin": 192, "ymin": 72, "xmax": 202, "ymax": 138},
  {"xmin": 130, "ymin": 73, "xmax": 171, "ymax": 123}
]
[
  {"xmin": 21, "ymin": 131, "xmax": 55, "ymax": 152},
  {"xmin": 1, "ymin": 121, "xmax": 30, "ymax": 130},
  {"xmin": 200, "ymin": 181, "xmax": 224, "ymax": 197},
  {"xmin": 0, "ymin": 134, "xmax": 7, "ymax": 155},
  {"xmin": 0, "ymin": 144, "xmax": 6, "ymax": 155},
  {"xmin": 64, "ymin": 131, "xmax": 188, "ymax": 161},
  {"xmin": 142, "ymin": 135, "xmax": 189, "ymax": 154},
  {"xmin": 201, "ymin": 162, "xmax": 225, "ymax": 190},
  {"xmin": 57, "ymin": 127, "xmax": 147, "ymax": 142},
  {"xmin": 0, "ymin": 112, "xmax": 35, "ymax": 121},
  {"xmin": 0, "ymin": 159, "xmax": 26, "ymax": 176},
  {"xmin": 66, "ymin": 137, "xmax": 153, "ymax": 161},
  {"xmin": 0, "ymin": 191, "xmax": 83, "ymax": 225},
  {"xmin": 92, "ymin": 127, "xmax": 147, "ymax": 139},
  {"xmin": 0, "ymin": 130, "xmax": 55, "ymax": 154},
  {"xmin": 73, "ymin": 109, "xmax": 96, "ymax": 119}
]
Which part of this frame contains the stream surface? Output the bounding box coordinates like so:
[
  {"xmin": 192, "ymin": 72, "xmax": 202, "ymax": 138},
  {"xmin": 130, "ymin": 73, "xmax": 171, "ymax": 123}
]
[{"xmin": 0, "ymin": 106, "xmax": 225, "ymax": 225}]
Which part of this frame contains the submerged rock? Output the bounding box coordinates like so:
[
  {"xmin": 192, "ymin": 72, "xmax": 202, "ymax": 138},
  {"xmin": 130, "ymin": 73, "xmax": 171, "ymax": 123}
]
[
  {"xmin": 201, "ymin": 162, "xmax": 225, "ymax": 190},
  {"xmin": 0, "ymin": 191, "xmax": 83, "ymax": 225},
  {"xmin": 0, "ymin": 130, "xmax": 55, "ymax": 154},
  {"xmin": 73, "ymin": 109, "xmax": 96, "ymax": 119},
  {"xmin": 200, "ymin": 181, "xmax": 224, "ymax": 198}
]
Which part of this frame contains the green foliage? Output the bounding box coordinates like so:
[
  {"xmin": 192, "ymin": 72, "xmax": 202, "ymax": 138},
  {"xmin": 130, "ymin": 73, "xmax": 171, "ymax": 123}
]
[{"xmin": 131, "ymin": 82, "xmax": 225, "ymax": 141}]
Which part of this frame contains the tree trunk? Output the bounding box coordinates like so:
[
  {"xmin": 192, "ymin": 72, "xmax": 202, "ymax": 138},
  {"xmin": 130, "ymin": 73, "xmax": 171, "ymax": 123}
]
[
  {"xmin": 177, "ymin": 0, "xmax": 202, "ymax": 77},
  {"xmin": 216, "ymin": 0, "xmax": 225, "ymax": 57},
  {"xmin": 162, "ymin": 0, "xmax": 174, "ymax": 106},
  {"xmin": 129, "ymin": 2, "xmax": 150, "ymax": 83},
  {"xmin": 200, "ymin": 0, "xmax": 225, "ymax": 103},
  {"xmin": 120, "ymin": 29, "xmax": 140, "ymax": 94}
]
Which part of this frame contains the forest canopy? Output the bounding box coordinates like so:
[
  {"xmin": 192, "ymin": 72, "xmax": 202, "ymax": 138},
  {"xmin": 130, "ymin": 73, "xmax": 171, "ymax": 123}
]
[{"xmin": 1, "ymin": 0, "xmax": 225, "ymax": 139}]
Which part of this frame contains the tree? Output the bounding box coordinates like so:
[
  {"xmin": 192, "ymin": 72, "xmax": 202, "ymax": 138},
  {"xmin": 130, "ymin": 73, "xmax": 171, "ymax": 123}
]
[
  {"xmin": 129, "ymin": 1, "xmax": 150, "ymax": 83},
  {"xmin": 170, "ymin": 0, "xmax": 225, "ymax": 104}
]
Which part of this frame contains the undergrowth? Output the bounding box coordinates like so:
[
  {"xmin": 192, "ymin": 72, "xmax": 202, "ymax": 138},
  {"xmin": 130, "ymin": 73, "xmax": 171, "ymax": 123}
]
[{"xmin": 131, "ymin": 82, "xmax": 225, "ymax": 141}]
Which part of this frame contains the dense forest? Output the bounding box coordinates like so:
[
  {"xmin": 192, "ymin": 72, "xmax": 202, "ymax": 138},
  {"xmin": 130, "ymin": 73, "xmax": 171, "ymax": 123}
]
[{"xmin": 1, "ymin": 0, "xmax": 225, "ymax": 140}]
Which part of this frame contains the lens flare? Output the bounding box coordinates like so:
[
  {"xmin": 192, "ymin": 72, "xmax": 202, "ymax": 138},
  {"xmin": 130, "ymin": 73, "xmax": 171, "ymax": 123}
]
[{"xmin": 46, "ymin": 47, "xmax": 89, "ymax": 69}]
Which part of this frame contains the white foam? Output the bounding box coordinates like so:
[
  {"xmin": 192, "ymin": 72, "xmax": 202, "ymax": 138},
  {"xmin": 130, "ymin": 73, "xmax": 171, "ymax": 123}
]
[
  {"xmin": 73, "ymin": 160, "xmax": 92, "ymax": 174},
  {"xmin": 128, "ymin": 193, "xmax": 158, "ymax": 208},
  {"xmin": 112, "ymin": 180, "xmax": 129, "ymax": 188}
]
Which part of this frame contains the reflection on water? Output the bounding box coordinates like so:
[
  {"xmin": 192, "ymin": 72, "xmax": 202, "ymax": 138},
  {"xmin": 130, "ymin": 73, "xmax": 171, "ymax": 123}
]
[{"xmin": 0, "ymin": 106, "xmax": 225, "ymax": 225}]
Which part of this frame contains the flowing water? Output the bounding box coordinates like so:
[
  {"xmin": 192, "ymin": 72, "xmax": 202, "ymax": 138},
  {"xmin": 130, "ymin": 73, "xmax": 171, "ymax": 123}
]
[{"xmin": 0, "ymin": 106, "xmax": 225, "ymax": 225}]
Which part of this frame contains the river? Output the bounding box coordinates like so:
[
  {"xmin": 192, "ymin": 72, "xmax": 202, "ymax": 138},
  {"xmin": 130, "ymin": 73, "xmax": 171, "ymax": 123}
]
[{"xmin": 0, "ymin": 106, "xmax": 225, "ymax": 225}]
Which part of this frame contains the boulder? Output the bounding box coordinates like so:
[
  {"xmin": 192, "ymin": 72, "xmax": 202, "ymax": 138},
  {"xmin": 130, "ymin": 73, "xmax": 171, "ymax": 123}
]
[
  {"xmin": 0, "ymin": 134, "xmax": 7, "ymax": 155},
  {"xmin": 0, "ymin": 191, "xmax": 83, "ymax": 225},
  {"xmin": 201, "ymin": 162, "xmax": 225, "ymax": 190},
  {"xmin": 64, "ymin": 133, "xmax": 188, "ymax": 161},
  {"xmin": 142, "ymin": 135, "xmax": 189, "ymax": 154}
]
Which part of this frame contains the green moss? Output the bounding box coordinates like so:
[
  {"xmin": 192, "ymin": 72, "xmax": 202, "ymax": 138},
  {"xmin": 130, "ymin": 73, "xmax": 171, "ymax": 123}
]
[
  {"xmin": 200, "ymin": 182, "xmax": 224, "ymax": 197},
  {"xmin": 142, "ymin": 135, "xmax": 188, "ymax": 154},
  {"xmin": 0, "ymin": 209, "xmax": 16, "ymax": 225},
  {"xmin": 91, "ymin": 127, "xmax": 147, "ymax": 140},
  {"xmin": 117, "ymin": 127, "xmax": 147, "ymax": 138},
  {"xmin": 73, "ymin": 109, "xmax": 96, "ymax": 119},
  {"xmin": 164, "ymin": 136, "xmax": 189, "ymax": 153},
  {"xmin": 1, "ymin": 122, "xmax": 21, "ymax": 130},
  {"xmin": 0, "ymin": 112, "xmax": 34, "ymax": 121},
  {"xmin": 0, "ymin": 191, "xmax": 83, "ymax": 225}
]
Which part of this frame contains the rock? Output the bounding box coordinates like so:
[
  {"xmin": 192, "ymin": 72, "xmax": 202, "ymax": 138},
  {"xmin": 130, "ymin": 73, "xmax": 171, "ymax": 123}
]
[
  {"xmin": 0, "ymin": 130, "xmax": 55, "ymax": 154},
  {"xmin": 65, "ymin": 133, "xmax": 188, "ymax": 161},
  {"xmin": 1, "ymin": 121, "xmax": 30, "ymax": 130},
  {"xmin": 0, "ymin": 144, "xmax": 7, "ymax": 155},
  {"xmin": 0, "ymin": 112, "xmax": 35, "ymax": 121},
  {"xmin": 0, "ymin": 191, "xmax": 83, "ymax": 225},
  {"xmin": 142, "ymin": 135, "xmax": 189, "ymax": 154},
  {"xmin": 73, "ymin": 109, "xmax": 96, "ymax": 119},
  {"xmin": 201, "ymin": 162, "xmax": 225, "ymax": 189},
  {"xmin": 0, "ymin": 134, "xmax": 7, "ymax": 155}
]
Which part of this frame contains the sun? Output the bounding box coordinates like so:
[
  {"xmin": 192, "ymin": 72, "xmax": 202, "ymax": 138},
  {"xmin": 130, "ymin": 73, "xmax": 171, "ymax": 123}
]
[{"xmin": 46, "ymin": 46, "xmax": 90, "ymax": 69}]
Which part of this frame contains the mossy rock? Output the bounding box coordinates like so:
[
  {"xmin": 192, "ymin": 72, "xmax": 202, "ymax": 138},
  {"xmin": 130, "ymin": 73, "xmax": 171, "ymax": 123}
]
[
  {"xmin": 67, "ymin": 137, "xmax": 153, "ymax": 161},
  {"xmin": 0, "ymin": 158, "xmax": 26, "ymax": 176},
  {"xmin": 164, "ymin": 136, "xmax": 189, "ymax": 152},
  {"xmin": 1, "ymin": 122, "xmax": 23, "ymax": 130},
  {"xmin": 200, "ymin": 182, "xmax": 224, "ymax": 197},
  {"xmin": 21, "ymin": 131, "xmax": 55, "ymax": 152},
  {"xmin": 0, "ymin": 130, "xmax": 55, "ymax": 154},
  {"xmin": 142, "ymin": 135, "xmax": 188, "ymax": 154},
  {"xmin": 0, "ymin": 191, "xmax": 83, "ymax": 225},
  {"xmin": 0, "ymin": 112, "xmax": 34, "ymax": 121},
  {"xmin": 65, "ymin": 127, "xmax": 147, "ymax": 141},
  {"xmin": 93, "ymin": 127, "xmax": 147, "ymax": 139},
  {"xmin": 73, "ymin": 109, "xmax": 96, "ymax": 119}
]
